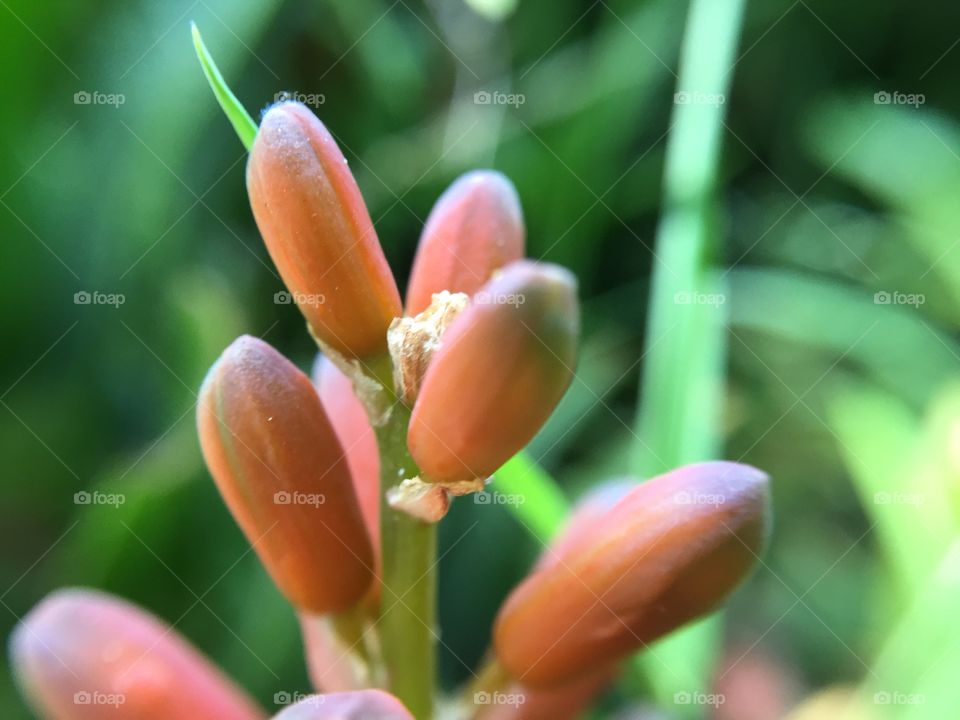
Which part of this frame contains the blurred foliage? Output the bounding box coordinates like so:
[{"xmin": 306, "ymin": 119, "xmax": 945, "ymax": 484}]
[{"xmin": 2, "ymin": 0, "xmax": 960, "ymax": 718}]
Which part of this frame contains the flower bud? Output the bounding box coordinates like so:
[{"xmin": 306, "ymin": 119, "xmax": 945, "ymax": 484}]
[
  {"xmin": 247, "ymin": 102, "xmax": 401, "ymax": 358},
  {"xmin": 198, "ymin": 336, "xmax": 374, "ymax": 614},
  {"xmin": 405, "ymin": 170, "xmax": 524, "ymax": 316},
  {"xmin": 474, "ymin": 666, "xmax": 615, "ymax": 720},
  {"xmin": 271, "ymin": 690, "xmax": 413, "ymax": 719},
  {"xmin": 312, "ymin": 354, "xmax": 380, "ymax": 558},
  {"xmin": 11, "ymin": 589, "xmax": 264, "ymax": 720},
  {"xmin": 493, "ymin": 462, "xmax": 770, "ymax": 686},
  {"xmin": 408, "ymin": 261, "xmax": 578, "ymax": 485}
]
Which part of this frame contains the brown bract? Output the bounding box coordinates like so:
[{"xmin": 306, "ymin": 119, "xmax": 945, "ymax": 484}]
[
  {"xmin": 493, "ymin": 461, "xmax": 770, "ymax": 687},
  {"xmin": 405, "ymin": 170, "xmax": 525, "ymax": 316},
  {"xmin": 247, "ymin": 101, "xmax": 401, "ymax": 358},
  {"xmin": 407, "ymin": 261, "xmax": 579, "ymax": 485},
  {"xmin": 198, "ymin": 335, "xmax": 374, "ymax": 614}
]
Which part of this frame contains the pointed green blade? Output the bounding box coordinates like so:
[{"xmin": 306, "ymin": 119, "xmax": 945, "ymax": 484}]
[{"xmin": 191, "ymin": 21, "xmax": 258, "ymax": 151}]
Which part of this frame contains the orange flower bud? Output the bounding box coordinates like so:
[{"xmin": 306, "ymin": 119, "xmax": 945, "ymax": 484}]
[
  {"xmin": 198, "ymin": 335, "xmax": 374, "ymax": 614},
  {"xmin": 247, "ymin": 102, "xmax": 401, "ymax": 358},
  {"xmin": 408, "ymin": 261, "xmax": 578, "ymax": 485},
  {"xmin": 271, "ymin": 690, "xmax": 413, "ymax": 719},
  {"xmin": 493, "ymin": 462, "xmax": 770, "ymax": 687},
  {"xmin": 473, "ymin": 666, "xmax": 615, "ymax": 720},
  {"xmin": 405, "ymin": 170, "xmax": 524, "ymax": 316},
  {"xmin": 11, "ymin": 589, "xmax": 265, "ymax": 720},
  {"xmin": 312, "ymin": 354, "xmax": 380, "ymax": 559}
]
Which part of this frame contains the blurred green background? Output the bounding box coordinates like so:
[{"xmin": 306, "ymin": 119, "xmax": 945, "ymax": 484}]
[{"xmin": 2, "ymin": 0, "xmax": 959, "ymax": 718}]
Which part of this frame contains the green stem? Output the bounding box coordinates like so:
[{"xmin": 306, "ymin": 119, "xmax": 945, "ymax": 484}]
[{"xmin": 375, "ymin": 402, "xmax": 437, "ymax": 720}]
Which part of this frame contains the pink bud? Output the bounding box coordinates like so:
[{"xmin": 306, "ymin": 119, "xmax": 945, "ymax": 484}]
[
  {"xmin": 271, "ymin": 690, "xmax": 413, "ymax": 719},
  {"xmin": 11, "ymin": 589, "xmax": 265, "ymax": 719}
]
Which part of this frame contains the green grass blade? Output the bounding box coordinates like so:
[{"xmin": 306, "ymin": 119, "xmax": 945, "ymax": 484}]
[
  {"xmin": 191, "ymin": 22, "xmax": 258, "ymax": 151},
  {"xmin": 630, "ymin": 0, "xmax": 748, "ymax": 715}
]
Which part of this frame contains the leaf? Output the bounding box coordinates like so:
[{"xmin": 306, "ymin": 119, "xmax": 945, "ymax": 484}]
[{"xmin": 191, "ymin": 22, "xmax": 258, "ymax": 151}]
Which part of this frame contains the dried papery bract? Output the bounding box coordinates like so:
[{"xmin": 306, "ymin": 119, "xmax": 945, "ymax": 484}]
[
  {"xmin": 493, "ymin": 462, "xmax": 770, "ymax": 686},
  {"xmin": 408, "ymin": 261, "xmax": 579, "ymax": 486},
  {"xmin": 11, "ymin": 589, "xmax": 265, "ymax": 720},
  {"xmin": 247, "ymin": 101, "xmax": 401, "ymax": 359},
  {"xmin": 271, "ymin": 690, "xmax": 414, "ymax": 719},
  {"xmin": 406, "ymin": 170, "xmax": 525, "ymax": 316},
  {"xmin": 198, "ymin": 335, "xmax": 374, "ymax": 614}
]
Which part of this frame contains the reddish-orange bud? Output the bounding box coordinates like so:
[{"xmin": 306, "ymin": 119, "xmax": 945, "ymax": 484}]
[
  {"xmin": 198, "ymin": 336, "xmax": 374, "ymax": 614},
  {"xmin": 11, "ymin": 589, "xmax": 265, "ymax": 720},
  {"xmin": 474, "ymin": 666, "xmax": 616, "ymax": 720},
  {"xmin": 493, "ymin": 462, "xmax": 770, "ymax": 687},
  {"xmin": 405, "ymin": 170, "xmax": 524, "ymax": 316},
  {"xmin": 271, "ymin": 690, "xmax": 413, "ymax": 719},
  {"xmin": 247, "ymin": 102, "xmax": 401, "ymax": 358},
  {"xmin": 408, "ymin": 261, "xmax": 578, "ymax": 485},
  {"xmin": 312, "ymin": 354, "xmax": 380, "ymax": 559}
]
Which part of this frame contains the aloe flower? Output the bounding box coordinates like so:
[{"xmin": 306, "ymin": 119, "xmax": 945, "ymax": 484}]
[
  {"xmin": 406, "ymin": 170, "xmax": 525, "ymax": 315},
  {"xmin": 408, "ymin": 260, "xmax": 579, "ymax": 486},
  {"xmin": 271, "ymin": 690, "xmax": 413, "ymax": 719},
  {"xmin": 493, "ymin": 462, "xmax": 770, "ymax": 686},
  {"xmin": 10, "ymin": 589, "xmax": 265, "ymax": 719},
  {"xmin": 247, "ymin": 101, "xmax": 402, "ymax": 359},
  {"xmin": 197, "ymin": 335, "xmax": 374, "ymax": 614}
]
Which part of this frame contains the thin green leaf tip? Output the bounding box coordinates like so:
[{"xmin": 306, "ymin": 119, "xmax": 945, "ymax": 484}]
[{"xmin": 191, "ymin": 21, "xmax": 258, "ymax": 151}]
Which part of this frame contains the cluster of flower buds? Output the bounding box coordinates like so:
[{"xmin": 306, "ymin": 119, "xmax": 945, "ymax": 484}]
[{"xmin": 9, "ymin": 99, "xmax": 772, "ymax": 720}]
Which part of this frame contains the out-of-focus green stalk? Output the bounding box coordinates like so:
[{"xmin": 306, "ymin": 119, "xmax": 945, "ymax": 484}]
[
  {"xmin": 630, "ymin": 0, "xmax": 747, "ymax": 715},
  {"xmin": 495, "ymin": 452, "xmax": 570, "ymax": 541}
]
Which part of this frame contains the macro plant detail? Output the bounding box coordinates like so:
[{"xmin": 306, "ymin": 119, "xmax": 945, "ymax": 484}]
[{"xmin": 6, "ymin": 7, "xmax": 784, "ymax": 720}]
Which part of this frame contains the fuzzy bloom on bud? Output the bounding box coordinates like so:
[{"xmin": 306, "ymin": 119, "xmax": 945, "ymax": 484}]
[
  {"xmin": 408, "ymin": 261, "xmax": 578, "ymax": 485},
  {"xmin": 493, "ymin": 462, "xmax": 770, "ymax": 686},
  {"xmin": 271, "ymin": 690, "xmax": 413, "ymax": 719},
  {"xmin": 247, "ymin": 102, "xmax": 401, "ymax": 358},
  {"xmin": 198, "ymin": 336, "xmax": 374, "ymax": 614},
  {"xmin": 405, "ymin": 170, "xmax": 525, "ymax": 316},
  {"xmin": 11, "ymin": 589, "xmax": 264, "ymax": 720}
]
